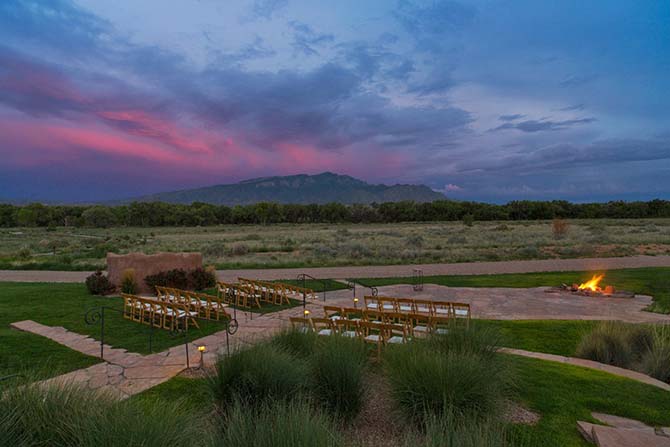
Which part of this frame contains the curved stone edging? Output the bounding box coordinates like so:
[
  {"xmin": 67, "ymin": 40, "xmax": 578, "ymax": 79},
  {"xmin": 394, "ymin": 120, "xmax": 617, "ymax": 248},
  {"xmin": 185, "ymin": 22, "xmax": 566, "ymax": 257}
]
[{"xmin": 500, "ymin": 347, "xmax": 670, "ymax": 392}]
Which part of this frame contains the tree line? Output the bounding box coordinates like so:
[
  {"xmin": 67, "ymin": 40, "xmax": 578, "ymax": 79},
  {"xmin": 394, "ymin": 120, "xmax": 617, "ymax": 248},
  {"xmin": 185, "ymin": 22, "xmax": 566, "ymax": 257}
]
[{"xmin": 1, "ymin": 199, "xmax": 669, "ymax": 228}]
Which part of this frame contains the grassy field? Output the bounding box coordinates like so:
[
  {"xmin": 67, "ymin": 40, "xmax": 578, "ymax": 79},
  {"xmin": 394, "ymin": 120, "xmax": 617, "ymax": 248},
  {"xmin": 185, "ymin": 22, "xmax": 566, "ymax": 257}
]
[
  {"xmin": 355, "ymin": 267, "xmax": 670, "ymax": 313},
  {"xmin": 1, "ymin": 218, "xmax": 669, "ymax": 270}
]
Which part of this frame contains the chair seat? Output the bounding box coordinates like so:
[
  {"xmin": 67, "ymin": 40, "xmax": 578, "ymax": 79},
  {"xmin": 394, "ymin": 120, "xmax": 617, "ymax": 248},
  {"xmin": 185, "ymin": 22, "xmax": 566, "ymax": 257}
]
[
  {"xmin": 399, "ymin": 305, "xmax": 413, "ymax": 312},
  {"xmin": 413, "ymin": 325, "xmax": 429, "ymax": 332},
  {"xmin": 416, "ymin": 307, "xmax": 431, "ymax": 313},
  {"xmin": 341, "ymin": 330, "xmax": 357, "ymax": 338},
  {"xmin": 382, "ymin": 304, "xmax": 395, "ymax": 310},
  {"xmin": 435, "ymin": 308, "xmax": 449, "ymax": 314},
  {"xmin": 329, "ymin": 315, "xmax": 342, "ymax": 320},
  {"xmin": 365, "ymin": 334, "xmax": 381, "ymax": 343},
  {"xmin": 388, "ymin": 336, "xmax": 406, "ymax": 344},
  {"xmin": 366, "ymin": 304, "xmax": 379, "ymax": 310},
  {"xmin": 454, "ymin": 309, "xmax": 469, "ymax": 316},
  {"xmin": 435, "ymin": 328, "xmax": 449, "ymax": 335},
  {"xmin": 318, "ymin": 329, "xmax": 332, "ymax": 336}
]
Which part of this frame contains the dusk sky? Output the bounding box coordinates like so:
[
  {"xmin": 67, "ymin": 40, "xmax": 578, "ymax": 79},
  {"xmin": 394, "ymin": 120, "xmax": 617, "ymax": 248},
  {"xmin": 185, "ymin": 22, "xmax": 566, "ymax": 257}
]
[{"xmin": 1, "ymin": 0, "xmax": 669, "ymax": 203}]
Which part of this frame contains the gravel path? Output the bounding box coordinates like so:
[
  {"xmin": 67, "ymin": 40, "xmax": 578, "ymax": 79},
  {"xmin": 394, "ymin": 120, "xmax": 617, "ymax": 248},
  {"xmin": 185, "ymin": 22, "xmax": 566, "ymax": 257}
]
[{"xmin": 1, "ymin": 255, "xmax": 668, "ymax": 283}]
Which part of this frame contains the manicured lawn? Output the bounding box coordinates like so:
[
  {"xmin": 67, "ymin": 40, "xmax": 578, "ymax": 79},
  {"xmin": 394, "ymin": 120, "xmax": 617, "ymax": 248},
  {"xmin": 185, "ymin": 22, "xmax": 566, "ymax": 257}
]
[
  {"xmin": 510, "ymin": 355, "xmax": 670, "ymax": 446},
  {"xmin": 478, "ymin": 320, "xmax": 597, "ymax": 356},
  {"xmin": 354, "ymin": 267, "xmax": 670, "ymax": 313}
]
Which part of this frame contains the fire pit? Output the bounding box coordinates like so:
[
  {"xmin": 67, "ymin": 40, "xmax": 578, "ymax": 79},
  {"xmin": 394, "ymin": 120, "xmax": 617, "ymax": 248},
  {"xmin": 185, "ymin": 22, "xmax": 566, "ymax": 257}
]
[{"xmin": 545, "ymin": 274, "xmax": 635, "ymax": 298}]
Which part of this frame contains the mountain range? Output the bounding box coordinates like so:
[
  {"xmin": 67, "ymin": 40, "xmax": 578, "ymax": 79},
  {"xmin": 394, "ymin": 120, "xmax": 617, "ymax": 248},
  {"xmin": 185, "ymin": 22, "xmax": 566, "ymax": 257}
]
[{"xmin": 122, "ymin": 172, "xmax": 445, "ymax": 205}]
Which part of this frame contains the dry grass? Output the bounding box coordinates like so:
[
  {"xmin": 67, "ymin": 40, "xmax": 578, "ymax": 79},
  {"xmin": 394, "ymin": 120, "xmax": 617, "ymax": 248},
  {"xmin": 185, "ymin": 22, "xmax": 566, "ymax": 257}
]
[{"xmin": 1, "ymin": 219, "xmax": 669, "ymax": 269}]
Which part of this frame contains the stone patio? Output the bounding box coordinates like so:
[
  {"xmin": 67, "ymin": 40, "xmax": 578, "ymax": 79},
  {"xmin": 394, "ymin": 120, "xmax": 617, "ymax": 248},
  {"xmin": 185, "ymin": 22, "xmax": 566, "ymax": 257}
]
[{"xmin": 327, "ymin": 283, "xmax": 670, "ymax": 323}]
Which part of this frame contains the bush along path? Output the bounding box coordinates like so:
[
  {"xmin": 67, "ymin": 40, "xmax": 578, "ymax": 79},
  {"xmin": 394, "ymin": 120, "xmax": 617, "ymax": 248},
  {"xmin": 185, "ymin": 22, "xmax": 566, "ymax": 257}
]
[{"xmin": 9, "ymin": 305, "xmax": 670, "ymax": 399}]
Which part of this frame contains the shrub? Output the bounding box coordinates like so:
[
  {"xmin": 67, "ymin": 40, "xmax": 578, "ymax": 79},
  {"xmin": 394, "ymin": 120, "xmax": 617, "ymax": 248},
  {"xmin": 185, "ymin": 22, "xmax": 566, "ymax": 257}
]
[
  {"xmin": 188, "ymin": 267, "xmax": 216, "ymax": 291},
  {"xmin": 215, "ymin": 399, "xmax": 344, "ymax": 447},
  {"xmin": 0, "ymin": 382, "xmax": 203, "ymax": 447},
  {"xmin": 229, "ymin": 243, "xmax": 250, "ymax": 256},
  {"xmin": 463, "ymin": 214, "xmax": 475, "ymax": 227},
  {"xmin": 552, "ymin": 218, "xmax": 569, "ymax": 239},
  {"xmin": 144, "ymin": 268, "xmax": 189, "ymax": 290},
  {"xmin": 209, "ymin": 344, "xmax": 310, "ymax": 407},
  {"xmin": 85, "ymin": 270, "xmax": 115, "ymax": 295},
  {"xmin": 120, "ymin": 268, "xmax": 138, "ymax": 294},
  {"xmin": 384, "ymin": 328, "xmax": 511, "ymax": 424},
  {"xmin": 575, "ymin": 322, "xmax": 633, "ymax": 368},
  {"xmin": 310, "ymin": 335, "xmax": 368, "ymax": 419}
]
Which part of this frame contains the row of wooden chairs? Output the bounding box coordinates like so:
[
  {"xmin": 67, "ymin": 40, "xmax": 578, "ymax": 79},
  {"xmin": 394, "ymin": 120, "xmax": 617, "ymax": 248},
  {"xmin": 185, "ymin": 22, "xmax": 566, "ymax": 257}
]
[
  {"xmin": 364, "ymin": 295, "xmax": 471, "ymax": 320},
  {"xmin": 289, "ymin": 317, "xmax": 409, "ymax": 354},
  {"xmin": 216, "ymin": 281, "xmax": 261, "ymax": 309},
  {"xmin": 155, "ymin": 286, "xmax": 230, "ymax": 322},
  {"xmin": 122, "ymin": 294, "xmax": 198, "ymax": 331},
  {"xmin": 217, "ymin": 279, "xmax": 317, "ymax": 309},
  {"xmin": 322, "ymin": 305, "xmax": 453, "ymax": 336},
  {"xmin": 238, "ymin": 277, "xmax": 293, "ymax": 305}
]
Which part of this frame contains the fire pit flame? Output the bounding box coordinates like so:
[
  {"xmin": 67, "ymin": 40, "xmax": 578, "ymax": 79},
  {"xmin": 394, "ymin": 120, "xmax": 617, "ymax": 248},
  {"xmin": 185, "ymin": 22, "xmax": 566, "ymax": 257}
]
[{"xmin": 578, "ymin": 274, "xmax": 605, "ymax": 292}]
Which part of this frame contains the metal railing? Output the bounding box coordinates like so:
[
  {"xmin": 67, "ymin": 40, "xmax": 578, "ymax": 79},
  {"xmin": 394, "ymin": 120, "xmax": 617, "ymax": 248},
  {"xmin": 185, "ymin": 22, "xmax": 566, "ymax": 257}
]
[{"xmin": 84, "ymin": 306, "xmax": 238, "ymax": 367}]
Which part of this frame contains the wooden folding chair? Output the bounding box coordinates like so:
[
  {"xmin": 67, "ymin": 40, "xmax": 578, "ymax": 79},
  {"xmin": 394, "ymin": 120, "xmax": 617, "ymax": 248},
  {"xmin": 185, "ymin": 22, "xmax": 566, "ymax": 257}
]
[
  {"xmin": 433, "ymin": 301, "xmax": 452, "ymax": 317},
  {"xmin": 357, "ymin": 321, "xmax": 384, "ymax": 355},
  {"xmin": 451, "ymin": 302, "xmax": 471, "ymax": 326},
  {"xmin": 333, "ymin": 318, "xmax": 359, "ymax": 338},
  {"xmin": 430, "ymin": 315, "xmax": 452, "ymax": 335},
  {"xmin": 323, "ymin": 305, "xmax": 344, "ymax": 321},
  {"xmin": 413, "ymin": 298, "xmax": 434, "ymax": 315},
  {"xmin": 341, "ymin": 307, "xmax": 363, "ymax": 321},
  {"xmin": 396, "ymin": 297, "xmax": 415, "ymax": 313},
  {"xmin": 411, "ymin": 312, "xmax": 431, "ymax": 337},
  {"xmin": 311, "ymin": 317, "xmax": 335, "ymax": 336},
  {"xmin": 289, "ymin": 317, "xmax": 313, "ymax": 333},
  {"xmin": 378, "ymin": 296, "xmax": 398, "ymax": 312},
  {"xmin": 362, "ymin": 309, "xmax": 385, "ymax": 323},
  {"xmin": 364, "ymin": 295, "xmax": 380, "ymax": 311},
  {"xmin": 385, "ymin": 323, "xmax": 410, "ymax": 345}
]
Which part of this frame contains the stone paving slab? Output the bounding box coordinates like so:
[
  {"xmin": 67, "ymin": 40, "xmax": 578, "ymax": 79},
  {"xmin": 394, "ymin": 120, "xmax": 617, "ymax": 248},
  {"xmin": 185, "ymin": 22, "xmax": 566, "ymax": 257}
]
[{"xmin": 592, "ymin": 425, "xmax": 670, "ymax": 447}]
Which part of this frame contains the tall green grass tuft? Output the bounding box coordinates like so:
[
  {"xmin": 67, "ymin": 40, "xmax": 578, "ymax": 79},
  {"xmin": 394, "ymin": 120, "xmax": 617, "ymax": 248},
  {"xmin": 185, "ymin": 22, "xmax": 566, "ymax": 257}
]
[
  {"xmin": 384, "ymin": 326, "xmax": 512, "ymax": 424},
  {"xmin": 310, "ymin": 335, "xmax": 368, "ymax": 420},
  {"xmin": 209, "ymin": 343, "xmax": 310, "ymax": 407},
  {"xmin": 402, "ymin": 413, "xmax": 531, "ymax": 447},
  {"xmin": 639, "ymin": 325, "xmax": 670, "ymax": 383},
  {"xmin": 0, "ymin": 382, "xmax": 204, "ymax": 447},
  {"xmin": 575, "ymin": 321, "xmax": 634, "ymax": 367},
  {"xmin": 214, "ymin": 399, "xmax": 344, "ymax": 447},
  {"xmin": 271, "ymin": 327, "xmax": 319, "ymax": 357}
]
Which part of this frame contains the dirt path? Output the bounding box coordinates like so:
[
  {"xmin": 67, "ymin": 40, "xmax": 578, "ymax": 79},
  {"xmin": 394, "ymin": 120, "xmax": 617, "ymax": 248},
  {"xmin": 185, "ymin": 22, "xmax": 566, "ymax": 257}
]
[{"xmin": 1, "ymin": 255, "xmax": 669, "ymax": 283}]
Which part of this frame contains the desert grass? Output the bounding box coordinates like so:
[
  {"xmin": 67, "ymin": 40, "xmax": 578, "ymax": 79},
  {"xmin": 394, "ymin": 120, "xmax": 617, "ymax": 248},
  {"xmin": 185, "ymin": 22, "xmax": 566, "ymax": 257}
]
[{"xmin": 1, "ymin": 218, "xmax": 669, "ymax": 270}]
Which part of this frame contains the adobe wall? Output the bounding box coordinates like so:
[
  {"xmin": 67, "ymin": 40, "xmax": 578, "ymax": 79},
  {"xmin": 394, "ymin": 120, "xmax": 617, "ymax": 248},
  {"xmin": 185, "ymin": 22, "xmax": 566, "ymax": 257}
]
[{"xmin": 107, "ymin": 252, "xmax": 202, "ymax": 294}]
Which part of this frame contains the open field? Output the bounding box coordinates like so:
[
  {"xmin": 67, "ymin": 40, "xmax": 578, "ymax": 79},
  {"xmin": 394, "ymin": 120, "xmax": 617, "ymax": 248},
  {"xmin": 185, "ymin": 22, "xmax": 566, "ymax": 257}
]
[{"xmin": 1, "ymin": 218, "xmax": 669, "ymax": 271}]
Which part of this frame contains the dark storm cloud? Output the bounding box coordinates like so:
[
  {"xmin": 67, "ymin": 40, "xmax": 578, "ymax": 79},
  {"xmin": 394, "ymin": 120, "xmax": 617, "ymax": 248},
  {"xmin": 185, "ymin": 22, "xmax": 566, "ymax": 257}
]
[{"xmin": 493, "ymin": 118, "xmax": 596, "ymax": 132}]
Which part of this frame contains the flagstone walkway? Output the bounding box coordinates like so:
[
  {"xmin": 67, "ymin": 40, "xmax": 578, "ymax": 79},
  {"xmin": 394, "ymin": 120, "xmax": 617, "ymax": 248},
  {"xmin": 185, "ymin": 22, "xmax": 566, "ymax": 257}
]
[{"xmin": 9, "ymin": 300, "xmax": 325, "ymax": 399}]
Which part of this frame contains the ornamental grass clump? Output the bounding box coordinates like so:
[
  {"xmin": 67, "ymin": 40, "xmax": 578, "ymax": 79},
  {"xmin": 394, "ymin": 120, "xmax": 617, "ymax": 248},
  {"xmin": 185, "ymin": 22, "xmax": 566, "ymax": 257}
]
[
  {"xmin": 0, "ymin": 382, "xmax": 203, "ymax": 447},
  {"xmin": 209, "ymin": 343, "xmax": 310, "ymax": 407},
  {"xmin": 309, "ymin": 334, "xmax": 368, "ymax": 420},
  {"xmin": 639, "ymin": 325, "xmax": 670, "ymax": 383},
  {"xmin": 214, "ymin": 399, "xmax": 344, "ymax": 447},
  {"xmin": 384, "ymin": 325, "xmax": 512, "ymax": 424},
  {"xmin": 575, "ymin": 321, "xmax": 636, "ymax": 368},
  {"xmin": 271, "ymin": 327, "xmax": 319, "ymax": 358}
]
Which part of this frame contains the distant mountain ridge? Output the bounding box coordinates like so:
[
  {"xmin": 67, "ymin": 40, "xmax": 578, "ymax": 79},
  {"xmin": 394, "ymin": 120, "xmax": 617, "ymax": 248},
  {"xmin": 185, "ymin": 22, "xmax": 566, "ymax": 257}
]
[{"xmin": 125, "ymin": 172, "xmax": 446, "ymax": 205}]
